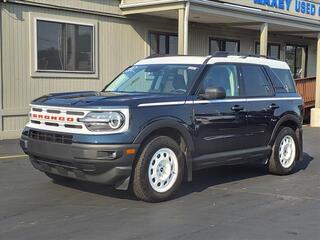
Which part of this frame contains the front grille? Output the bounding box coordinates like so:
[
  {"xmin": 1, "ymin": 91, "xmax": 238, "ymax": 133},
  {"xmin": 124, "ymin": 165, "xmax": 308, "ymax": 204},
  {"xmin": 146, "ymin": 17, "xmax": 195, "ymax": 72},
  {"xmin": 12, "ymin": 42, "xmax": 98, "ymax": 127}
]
[
  {"xmin": 66, "ymin": 111, "xmax": 85, "ymax": 116},
  {"xmin": 28, "ymin": 105, "xmax": 89, "ymax": 133},
  {"xmin": 35, "ymin": 157, "xmax": 75, "ymax": 169},
  {"xmin": 47, "ymin": 109, "xmax": 61, "ymax": 114},
  {"xmin": 29, "ymin": 130, "xmax": 73, "ymax": 144}
]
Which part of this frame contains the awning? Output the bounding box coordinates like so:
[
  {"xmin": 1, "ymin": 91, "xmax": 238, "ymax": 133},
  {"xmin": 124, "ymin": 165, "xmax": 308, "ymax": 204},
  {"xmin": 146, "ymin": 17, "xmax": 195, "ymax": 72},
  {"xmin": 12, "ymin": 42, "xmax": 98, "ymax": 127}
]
[{"xmin": 120, "ymin": 0, "xmax": 320, "ymax": 38}]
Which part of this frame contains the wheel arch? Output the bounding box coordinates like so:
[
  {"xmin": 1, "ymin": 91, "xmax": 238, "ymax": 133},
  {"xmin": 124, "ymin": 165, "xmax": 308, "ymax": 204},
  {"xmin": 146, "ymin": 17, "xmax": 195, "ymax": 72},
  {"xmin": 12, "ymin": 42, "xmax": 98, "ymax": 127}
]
[
  {"xmin": 133, "ymin": 119, "xmax": 194, "ymax": 181},
  {"xmin": 269, "ymin": 114, "xmax": 303, "ymax": 161}
]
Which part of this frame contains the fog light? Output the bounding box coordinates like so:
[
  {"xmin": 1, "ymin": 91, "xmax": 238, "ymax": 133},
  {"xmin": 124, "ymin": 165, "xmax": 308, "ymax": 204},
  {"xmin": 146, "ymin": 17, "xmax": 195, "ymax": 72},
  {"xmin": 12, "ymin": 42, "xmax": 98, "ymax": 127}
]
[{"xmin": 97, "ymin": 151, "xmax": 118, "ymax": 160}]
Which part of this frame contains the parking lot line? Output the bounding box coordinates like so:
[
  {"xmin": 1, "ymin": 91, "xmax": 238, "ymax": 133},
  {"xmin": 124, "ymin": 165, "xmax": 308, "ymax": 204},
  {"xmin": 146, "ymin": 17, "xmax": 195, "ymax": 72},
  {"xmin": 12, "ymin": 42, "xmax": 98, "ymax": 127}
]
[{"xmin": 0, "ymin": 154, "xmax": 27, "ymax": 160}]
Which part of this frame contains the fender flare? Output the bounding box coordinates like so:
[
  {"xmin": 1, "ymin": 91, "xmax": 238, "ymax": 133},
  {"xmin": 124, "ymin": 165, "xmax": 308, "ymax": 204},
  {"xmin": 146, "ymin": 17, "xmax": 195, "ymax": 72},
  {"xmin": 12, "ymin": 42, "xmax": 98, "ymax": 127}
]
[
  {"xmin": 269, "ymin": 114, "xmax": 303, "ymax": 161},
  {"xmin": 133, "ymin": 119, "xmax": 194, "ymax": 181},
  {"xmin": 269, "ymin": 114, "xmax": 301, "ymax": 145}
]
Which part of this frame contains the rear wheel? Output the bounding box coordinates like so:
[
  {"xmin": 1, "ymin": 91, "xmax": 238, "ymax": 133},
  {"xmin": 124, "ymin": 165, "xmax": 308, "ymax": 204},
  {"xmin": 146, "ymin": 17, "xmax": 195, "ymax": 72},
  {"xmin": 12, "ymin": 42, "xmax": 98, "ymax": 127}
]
[
  {"xmin": 268, "ymin": 127, "xmax": 298, "ymax": 175},
  {"xmin": 132, "ymin": 136, "xmax": 185, "ymax": 202}
]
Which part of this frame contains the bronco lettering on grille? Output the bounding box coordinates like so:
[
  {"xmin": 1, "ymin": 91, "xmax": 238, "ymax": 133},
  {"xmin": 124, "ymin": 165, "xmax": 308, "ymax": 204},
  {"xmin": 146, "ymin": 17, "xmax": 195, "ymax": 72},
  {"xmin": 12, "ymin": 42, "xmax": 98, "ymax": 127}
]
[{"xmin": 32, "ymin": 113, "xmax": 75, "ymax": 122}]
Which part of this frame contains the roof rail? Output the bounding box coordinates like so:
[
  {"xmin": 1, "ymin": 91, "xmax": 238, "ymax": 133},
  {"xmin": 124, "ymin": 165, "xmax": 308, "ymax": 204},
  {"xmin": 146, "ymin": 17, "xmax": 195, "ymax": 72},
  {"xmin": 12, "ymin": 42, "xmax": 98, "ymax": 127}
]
[
  {"xmin": 146, "ymin": 54, "xmax": 190, "ymax": 59},
  {"xmin": 146, "ymin": 54, "xmax": 169, "ymax": 59},
  {"xmin": 211, "ymin": 51, "xmax": 279, "ymax": 61}
]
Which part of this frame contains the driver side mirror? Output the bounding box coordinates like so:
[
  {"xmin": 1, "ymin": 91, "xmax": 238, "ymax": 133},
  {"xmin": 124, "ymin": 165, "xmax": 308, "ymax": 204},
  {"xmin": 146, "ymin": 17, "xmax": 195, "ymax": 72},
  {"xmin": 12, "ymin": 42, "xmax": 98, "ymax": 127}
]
[{"xmin": 199, "ymin": 87, "xmax": 226, "ymax": 100}]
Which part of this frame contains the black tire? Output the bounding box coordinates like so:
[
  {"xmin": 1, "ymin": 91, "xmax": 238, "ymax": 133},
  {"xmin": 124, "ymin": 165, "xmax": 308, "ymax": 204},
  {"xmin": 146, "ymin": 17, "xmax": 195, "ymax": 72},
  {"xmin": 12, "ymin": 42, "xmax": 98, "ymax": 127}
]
[
  {"xmin": 45, "ymin": 172, "xmax": 73, "ymax": 183},
  {"xmin": 132, "ymin": 136, "xmax": 185, "ymax": 202},
  {"xmin": 268, "ymin": 127, "xmax": 298, "ymax": 175}
]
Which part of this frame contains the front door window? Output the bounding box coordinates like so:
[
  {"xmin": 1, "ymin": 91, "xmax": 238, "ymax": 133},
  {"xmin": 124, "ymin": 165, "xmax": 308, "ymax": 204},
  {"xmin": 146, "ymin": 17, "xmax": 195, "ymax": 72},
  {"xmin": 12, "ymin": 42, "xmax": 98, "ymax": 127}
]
[{"xmin": 201, "ymin": 64, "xmax": 240, "ymax": 97}]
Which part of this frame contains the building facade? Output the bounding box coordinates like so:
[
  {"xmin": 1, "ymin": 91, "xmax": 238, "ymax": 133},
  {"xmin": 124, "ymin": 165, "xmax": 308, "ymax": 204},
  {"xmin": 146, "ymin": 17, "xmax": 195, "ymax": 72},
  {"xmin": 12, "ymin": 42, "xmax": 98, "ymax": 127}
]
[{"xmin": 0, "ymin": 0, "xmax": 320, "ymax": 139}]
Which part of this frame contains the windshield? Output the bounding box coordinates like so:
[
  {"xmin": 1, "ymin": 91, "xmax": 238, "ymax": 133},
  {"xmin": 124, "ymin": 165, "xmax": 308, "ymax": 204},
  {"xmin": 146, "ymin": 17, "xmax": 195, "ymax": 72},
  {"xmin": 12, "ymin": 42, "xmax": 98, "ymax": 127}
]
[{"xmin": 104, "ymin": 64, "xmax": 201, "ymax": 95}]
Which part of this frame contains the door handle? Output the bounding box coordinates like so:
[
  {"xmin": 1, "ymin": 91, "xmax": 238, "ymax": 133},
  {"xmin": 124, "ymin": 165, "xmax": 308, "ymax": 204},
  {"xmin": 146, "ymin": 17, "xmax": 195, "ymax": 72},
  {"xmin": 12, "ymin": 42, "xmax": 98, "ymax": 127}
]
[
  {"xmin": 231, "ymin": 105, "xmax": 244, "ymax": 112},
  {"xmin": 268, "ymin": 103, "xmax": 279, "ymax": 110}
]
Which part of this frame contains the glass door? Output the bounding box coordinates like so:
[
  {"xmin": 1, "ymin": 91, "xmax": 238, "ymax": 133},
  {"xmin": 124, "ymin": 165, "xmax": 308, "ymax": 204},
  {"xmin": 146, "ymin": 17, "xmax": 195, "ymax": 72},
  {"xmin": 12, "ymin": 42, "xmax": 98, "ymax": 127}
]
[{"xmin": 285, "ymin": 45, "xmax": 307, "ymax": 79}]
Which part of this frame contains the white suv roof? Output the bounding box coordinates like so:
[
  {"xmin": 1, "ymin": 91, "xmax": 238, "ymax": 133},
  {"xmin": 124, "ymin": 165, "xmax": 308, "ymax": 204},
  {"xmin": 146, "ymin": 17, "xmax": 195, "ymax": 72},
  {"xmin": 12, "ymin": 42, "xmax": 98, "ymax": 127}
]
[
  {"xmin": 137, "ymin": 56, "xmax": 207, "ymax": 65},
  {"xmin": 136, "ymin": 55, "xmax": 290, "ymax": 70}
]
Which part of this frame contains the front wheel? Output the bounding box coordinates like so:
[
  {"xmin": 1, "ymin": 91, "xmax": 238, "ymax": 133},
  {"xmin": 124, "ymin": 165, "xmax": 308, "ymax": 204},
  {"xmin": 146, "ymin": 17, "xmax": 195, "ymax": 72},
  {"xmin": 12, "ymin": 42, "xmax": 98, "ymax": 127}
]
[
  {"xmin": 132, "ymin": 136, "xmax": 185, "ymax": 202},
  {"xmin": 268, "ymin": 127, "xmax": 298, "ymax": 175}
]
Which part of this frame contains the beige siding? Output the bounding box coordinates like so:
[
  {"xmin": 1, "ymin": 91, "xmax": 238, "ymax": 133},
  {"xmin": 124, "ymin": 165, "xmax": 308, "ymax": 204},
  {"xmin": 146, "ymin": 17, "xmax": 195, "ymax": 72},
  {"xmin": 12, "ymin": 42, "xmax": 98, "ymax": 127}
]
[
  {"xmin": 3, "ymin": 116, "xmax": 29, "ymax": 131},
  {"xmin": 188, "ymin": 25, "xmax": 258, "ymax": 56},
  {"xmin": 0, "ymin": 2, "xmax": 147, "ymax": 139},
  {"xmin": 1, "ymin": 115, "xmax": 30, "ymax": 139},
  {"xmin": 8, "ymin": 0, "xmax": 122, "ymax": 15}
]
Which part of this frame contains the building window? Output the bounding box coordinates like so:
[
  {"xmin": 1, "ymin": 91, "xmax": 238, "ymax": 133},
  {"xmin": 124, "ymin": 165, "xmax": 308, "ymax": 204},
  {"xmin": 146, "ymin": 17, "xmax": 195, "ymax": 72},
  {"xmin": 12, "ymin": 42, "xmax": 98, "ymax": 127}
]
[
  {"xmin": 209, "ymin": 38, "xmax": 240, "ymax": 54},
  {"xmin": 285, "ymin": 45, "xmax": 307, "ymax": 79},
  {"xmin": 37, "ymin": 20, "xmax": 94, "ymax": 72},
  {"xmin": 149, "ymin": 32, "xmax": 178, "ymax": 55},
  {"xmin": 255, "ymin": 42, "xmax": 281, "ymax": 59}
]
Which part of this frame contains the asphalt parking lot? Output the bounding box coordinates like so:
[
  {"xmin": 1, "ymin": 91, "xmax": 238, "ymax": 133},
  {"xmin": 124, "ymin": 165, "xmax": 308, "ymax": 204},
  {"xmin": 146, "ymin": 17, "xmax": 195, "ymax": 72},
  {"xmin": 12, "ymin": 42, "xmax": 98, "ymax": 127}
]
[{"xmin": 0, "ymin": 127, "xmax": 319, "ymax": 240}]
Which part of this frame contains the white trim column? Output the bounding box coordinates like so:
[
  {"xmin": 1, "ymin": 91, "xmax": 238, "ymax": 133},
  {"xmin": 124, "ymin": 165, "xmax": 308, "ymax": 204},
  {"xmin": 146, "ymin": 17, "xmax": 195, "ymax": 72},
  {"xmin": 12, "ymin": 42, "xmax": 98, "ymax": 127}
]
[
  {"xmin": 178, "ymin": 7, "xmax": 185, "ymax": 55},
  {"xmin": 311, "ymin": 33, "xmax": 320, "ymax": 127},
  {"xmin": 183, "ymin": 1, "xmax": 189, "ymax": 55},
  {"xmin": 260, "ymin": 23, "xmax": 268, "ymax": 56},
  {"xmin": 178, "ymin": 3, "xmax": 189, "ymax": 55}
]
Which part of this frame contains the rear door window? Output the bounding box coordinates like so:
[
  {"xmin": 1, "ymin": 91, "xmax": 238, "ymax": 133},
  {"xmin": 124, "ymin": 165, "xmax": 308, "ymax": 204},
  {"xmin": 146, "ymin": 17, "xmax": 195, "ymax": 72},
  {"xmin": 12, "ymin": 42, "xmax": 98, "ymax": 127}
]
[{"xmin": 241, "ymin": 64, "xmax": 274, "ymax": 97}]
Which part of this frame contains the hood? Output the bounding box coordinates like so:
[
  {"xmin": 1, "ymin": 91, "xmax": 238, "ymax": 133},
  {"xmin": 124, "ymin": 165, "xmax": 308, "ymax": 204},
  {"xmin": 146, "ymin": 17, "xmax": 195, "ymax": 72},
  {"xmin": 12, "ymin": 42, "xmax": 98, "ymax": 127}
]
[{"xmin": 31, "ymin": 91, "xmax": 187, "ymax": 108}]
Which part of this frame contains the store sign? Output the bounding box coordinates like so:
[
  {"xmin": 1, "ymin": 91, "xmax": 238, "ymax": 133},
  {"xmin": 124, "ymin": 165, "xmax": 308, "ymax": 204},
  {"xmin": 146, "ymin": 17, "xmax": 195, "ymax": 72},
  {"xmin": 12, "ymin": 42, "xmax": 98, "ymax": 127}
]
[
  {"xmin": 253, "ymin": 0, "xmax": 320, "ymax": 17},
  {"xmin": 220, "ymin": 0, "xmax": 320, "ymax": 20},
  {"xmin": 254, "ymin": 0, "xmax": 292, "ymax": 11}
]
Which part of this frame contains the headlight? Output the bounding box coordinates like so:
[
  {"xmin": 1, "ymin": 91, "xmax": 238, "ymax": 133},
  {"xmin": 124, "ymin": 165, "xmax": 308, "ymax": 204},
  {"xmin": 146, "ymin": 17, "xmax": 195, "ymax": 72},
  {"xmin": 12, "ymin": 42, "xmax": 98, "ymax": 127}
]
[{"xmin": 79, "ymin": 111, "xmax": 126, "ymax": 132}]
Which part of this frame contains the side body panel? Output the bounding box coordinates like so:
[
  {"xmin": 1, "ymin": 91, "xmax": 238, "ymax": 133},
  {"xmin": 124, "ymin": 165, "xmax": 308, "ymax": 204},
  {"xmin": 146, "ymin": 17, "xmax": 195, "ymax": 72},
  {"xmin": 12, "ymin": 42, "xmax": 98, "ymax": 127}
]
[
  {"xmin": 245, "ymin": 96, "xmax": 303, "ymax": 148},
  {"xmin": 245, "ymin": 98, "xmax": 277, "ymax": 148},
  {"xmin": 193, "ymin": 99, "xmax": 247, "ymax": 155}
]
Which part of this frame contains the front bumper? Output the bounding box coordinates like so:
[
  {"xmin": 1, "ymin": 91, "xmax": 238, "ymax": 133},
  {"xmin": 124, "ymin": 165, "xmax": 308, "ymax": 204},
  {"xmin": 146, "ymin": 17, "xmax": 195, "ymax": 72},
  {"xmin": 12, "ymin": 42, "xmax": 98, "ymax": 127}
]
[{"xmin": 20, "ymin": 135, "xmax": 139, "ymax": 190}]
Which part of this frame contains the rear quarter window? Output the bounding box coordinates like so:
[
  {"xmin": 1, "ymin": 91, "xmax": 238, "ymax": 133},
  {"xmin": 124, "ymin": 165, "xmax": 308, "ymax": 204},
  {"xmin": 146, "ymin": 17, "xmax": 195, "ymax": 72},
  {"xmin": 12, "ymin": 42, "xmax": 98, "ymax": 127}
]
[{"xmin": 271, "ymin": 68, "xmax": 296, "ymax": 93}]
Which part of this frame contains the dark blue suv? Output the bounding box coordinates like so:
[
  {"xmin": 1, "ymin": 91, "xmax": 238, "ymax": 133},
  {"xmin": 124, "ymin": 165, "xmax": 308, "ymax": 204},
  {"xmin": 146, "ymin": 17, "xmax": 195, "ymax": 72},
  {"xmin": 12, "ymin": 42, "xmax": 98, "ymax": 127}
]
[{"xmin": 21, "ymin": 54, "xmax": 304, "ymax": 202}]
